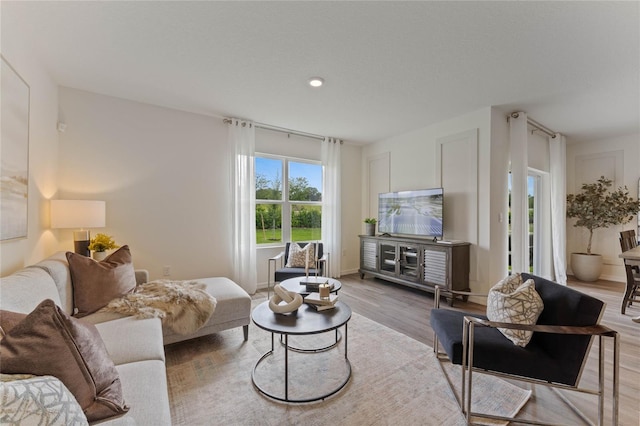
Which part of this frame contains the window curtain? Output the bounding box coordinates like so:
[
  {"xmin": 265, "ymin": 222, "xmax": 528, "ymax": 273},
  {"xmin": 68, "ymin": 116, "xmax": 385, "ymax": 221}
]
[
  {"xmin": 228, "ymin": 119, "xmax": 257, "ymax": 294},
  {"xmin": 321, "ymin": 138, "xmax": 341, "ymax": 278},
  {"xmin": 549, "ymin": 133, "xmax": 567, "ymax": 284},
  {"xmin": 509, "ymin": 112, "xmax": 529, "ymax": 274}
]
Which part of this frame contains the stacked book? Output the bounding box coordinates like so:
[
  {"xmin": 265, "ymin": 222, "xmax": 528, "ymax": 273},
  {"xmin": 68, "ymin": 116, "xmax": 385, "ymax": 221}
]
[
  {"xmin": 300, "ymin": 278, "xmax": 335, "ymax": 292},
  {"xmin": 304, "ymin": 292, "xmax": 338, "ymax": 311}
]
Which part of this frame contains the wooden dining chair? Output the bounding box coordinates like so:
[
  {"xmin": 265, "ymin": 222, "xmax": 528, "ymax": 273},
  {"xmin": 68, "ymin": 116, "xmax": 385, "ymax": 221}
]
[{"xmin": 619, "ymin": 230, "xmax": 640, "ymax": 314}]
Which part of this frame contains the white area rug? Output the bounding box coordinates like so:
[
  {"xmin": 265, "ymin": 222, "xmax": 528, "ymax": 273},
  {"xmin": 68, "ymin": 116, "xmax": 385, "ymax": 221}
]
[{"xmin": 165, "ymin": 312, "xmax": 530, "ymax": 425}]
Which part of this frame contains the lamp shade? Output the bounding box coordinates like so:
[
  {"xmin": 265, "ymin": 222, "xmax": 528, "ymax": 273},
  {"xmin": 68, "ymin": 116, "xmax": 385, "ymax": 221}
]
[{"xmin": 50, "ymin": 200, "xmax": 106, "ymax": 229}]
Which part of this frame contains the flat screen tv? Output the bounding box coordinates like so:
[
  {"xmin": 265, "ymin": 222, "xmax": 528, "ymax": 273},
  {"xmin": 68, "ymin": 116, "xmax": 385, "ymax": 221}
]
[{"xmin": 378, "ymin": 188, "xmax": 443, "ymax": 238}]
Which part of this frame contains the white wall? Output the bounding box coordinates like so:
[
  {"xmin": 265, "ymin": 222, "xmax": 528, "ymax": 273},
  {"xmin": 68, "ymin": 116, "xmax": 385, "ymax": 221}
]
[
  {"xmin": 340, "ymin": 143, "xmax": 363, "ymax": 274},
  {"xmin": 489, "ymin": 107, "xmax": 510, "ymax": 288},
  {"xmin": 58, "ymin": 90, "xmax": 363, "ymax": 288},
  {"xmin": 566, "ymin": 132, "xmax": 640, "ymax": 282},
  {"xmin": 0, "ymin": 39, "xmax": 60, "ymax": 276},
  {"xmin": 361, "ymin": 107, "xmax": 507, "ymax": 297},
  {"xmin": 57, "ymin": 88, "xmax": 234, "ymax": 282}
]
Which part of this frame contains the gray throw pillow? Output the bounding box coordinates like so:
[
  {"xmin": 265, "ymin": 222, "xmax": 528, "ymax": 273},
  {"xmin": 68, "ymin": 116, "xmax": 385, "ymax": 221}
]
[
  {"xmin": 67, "ymin": 245, "xmax": 137, "ymax": 317},
  {"xmin": 0, "ymin": 299, "xmax": 129, "ymax": 422}
]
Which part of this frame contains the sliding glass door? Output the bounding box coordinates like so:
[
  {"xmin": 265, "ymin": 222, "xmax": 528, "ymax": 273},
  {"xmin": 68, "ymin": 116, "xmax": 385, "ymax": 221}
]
[{"xmin": 509, "ymin": 171, "xmax": 546, "ymax": 275}]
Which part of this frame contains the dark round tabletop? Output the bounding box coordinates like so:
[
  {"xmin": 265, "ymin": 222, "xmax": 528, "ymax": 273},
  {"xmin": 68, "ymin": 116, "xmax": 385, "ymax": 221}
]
[{"xmin": 252, "ymin": 300, "xmax": 351, "ymax": 335}]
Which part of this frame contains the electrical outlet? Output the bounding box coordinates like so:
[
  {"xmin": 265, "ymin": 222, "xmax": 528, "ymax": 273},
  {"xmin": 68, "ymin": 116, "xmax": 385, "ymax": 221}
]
[{"xmin": 162, "ymin": 266, "xmax": 171, "ymax": 276}]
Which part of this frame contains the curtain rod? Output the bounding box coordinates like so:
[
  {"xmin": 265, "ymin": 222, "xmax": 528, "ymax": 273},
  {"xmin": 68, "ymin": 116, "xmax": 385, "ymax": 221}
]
[
  {"xmin": 223, "ymin": 118, "xmax": 342, "ymax": 143},
  {"xmin": 509, "ymin": 112, "xmax": 557, "ymax": 138}
]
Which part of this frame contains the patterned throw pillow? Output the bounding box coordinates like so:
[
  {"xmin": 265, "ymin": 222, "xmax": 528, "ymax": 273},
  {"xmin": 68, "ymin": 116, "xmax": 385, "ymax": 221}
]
[
  {"xmin": 0, "ymin": 374, "xmax": 89, "ymax": 426},
  {"xmin": 486, "ymin": 274, "xmax": 544, "ymax": 347},
  {"xmin": 285, "ymin": 243, "xmax": 316, "ymax": 268}
]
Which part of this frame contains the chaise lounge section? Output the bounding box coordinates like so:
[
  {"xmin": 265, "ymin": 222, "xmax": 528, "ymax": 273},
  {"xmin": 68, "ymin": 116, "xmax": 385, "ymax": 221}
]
[{"xmin": 0, "ymin": 251, "xmax": 252, "ymax": 424}]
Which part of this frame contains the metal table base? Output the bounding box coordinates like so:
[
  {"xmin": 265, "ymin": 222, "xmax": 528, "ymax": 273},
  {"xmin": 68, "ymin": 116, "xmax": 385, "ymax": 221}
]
[{"xmin": 252, "ymin": 324, "xmax": 351, "ymax": 403}]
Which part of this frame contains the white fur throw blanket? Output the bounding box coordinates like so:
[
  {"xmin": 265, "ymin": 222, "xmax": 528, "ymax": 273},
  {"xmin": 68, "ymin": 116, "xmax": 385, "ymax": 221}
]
[{"xmin": 99, "ymin": 280, "xmax": 217, "ymax": 335}]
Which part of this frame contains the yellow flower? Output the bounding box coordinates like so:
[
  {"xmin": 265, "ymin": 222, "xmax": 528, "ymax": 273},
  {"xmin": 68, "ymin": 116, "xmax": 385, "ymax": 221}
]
[{"xmin": 88, "ymin": 233, "xmax": 119, "ymax": 252}]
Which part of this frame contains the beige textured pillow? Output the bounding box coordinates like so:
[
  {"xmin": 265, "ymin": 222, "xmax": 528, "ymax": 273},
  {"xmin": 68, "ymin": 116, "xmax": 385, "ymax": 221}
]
[
  {"xmin": 486, "ymin": 274, "xmax": 544, "ymax": 347},
  {"xmin": 0, "ymin": 299, "xmax": 129, "ymax": 422},
  {"xmin": 67, "ymin": 245, "xmax": 137, "ymax": 317},
  {"xmin": 0, "ymin": 374, "xmax": 89, "ymax": 425},
  {"xmin": 285, "ymin": 243, "xmax": 316, "ymax": 268}
]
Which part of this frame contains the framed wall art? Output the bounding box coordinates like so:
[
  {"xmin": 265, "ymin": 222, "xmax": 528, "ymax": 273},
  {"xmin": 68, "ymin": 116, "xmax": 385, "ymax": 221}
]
[{"xmin": 1, "ymin": 55, "xmax": 30, "ymax": 241}]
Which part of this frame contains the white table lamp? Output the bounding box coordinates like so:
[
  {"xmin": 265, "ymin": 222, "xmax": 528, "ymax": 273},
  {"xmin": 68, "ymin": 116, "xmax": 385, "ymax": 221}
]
[{"xmin": 51, "ymin": 200, "xmax": 106, "ymax": 256}]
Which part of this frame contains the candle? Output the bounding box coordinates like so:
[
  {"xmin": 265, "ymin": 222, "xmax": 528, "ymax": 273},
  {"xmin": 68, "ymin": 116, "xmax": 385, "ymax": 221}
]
[
  {"xmin": 305, "ymin": 245, "xmax": 310, "ymax": 278},
  {"xmin": 319, "ymin": 283, "xmax": 330, "ymax": 299}
]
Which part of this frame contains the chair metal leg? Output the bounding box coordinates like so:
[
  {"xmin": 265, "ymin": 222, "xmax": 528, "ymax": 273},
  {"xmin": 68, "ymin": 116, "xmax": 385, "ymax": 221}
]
[
  {"xmin": 457, "ymin": 326, "xmax": 620, "ymax": 426},
  {"xmin": 464, "ymin": 320, "xmax": 473, "ymax": 423},
  {"xmin": 612, "ymin": 332, "xmax": 619, "ymax": 426},
  {"xmin": 268, "ymin": 258, "xmax": 275, "ymax": 299}
]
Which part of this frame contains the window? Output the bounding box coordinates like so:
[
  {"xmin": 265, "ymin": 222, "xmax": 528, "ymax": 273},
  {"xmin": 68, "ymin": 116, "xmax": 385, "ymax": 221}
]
[
  {"xmin": 528, "ymin": 173, "xmax": 540, "ymax": 275},
  {"xmin": 508, "ymin": 171, "xmax": 545, "ymax": 275},
  {"xmin": 255, "ymin": 155, "xmax": 322, "ymax": 245}
]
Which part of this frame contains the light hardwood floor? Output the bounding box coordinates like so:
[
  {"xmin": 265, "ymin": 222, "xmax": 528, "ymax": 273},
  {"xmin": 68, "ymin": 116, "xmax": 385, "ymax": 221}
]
[{"xmin": 257, "ymin": 274, "xmax": 639, "ymax": 424}]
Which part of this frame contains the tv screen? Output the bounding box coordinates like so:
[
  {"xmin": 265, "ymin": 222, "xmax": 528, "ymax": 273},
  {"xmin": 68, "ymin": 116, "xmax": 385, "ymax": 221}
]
[{"xmin": 378, "ymin": 188, "xmax": 443, "ymax": 238}]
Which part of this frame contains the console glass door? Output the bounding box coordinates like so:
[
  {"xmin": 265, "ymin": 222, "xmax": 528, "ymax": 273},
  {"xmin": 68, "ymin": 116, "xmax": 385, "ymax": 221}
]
[
  {"xmin": 379, "ymin": 243, "xmax": 397, "ymax": 275},
  {"xmin": 398, "ymin": 245, "xmax": 419, "ymax": 280}
]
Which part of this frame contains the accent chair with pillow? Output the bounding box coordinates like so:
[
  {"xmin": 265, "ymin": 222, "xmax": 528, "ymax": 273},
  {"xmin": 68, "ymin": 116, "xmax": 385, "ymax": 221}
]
[
  {"xmin": 268, "ymin": 242, "xmax": 329, "ymax": 297},
  {"xmin": 430, "ymin": 273, "xmax": 619, "ymax": 426}
]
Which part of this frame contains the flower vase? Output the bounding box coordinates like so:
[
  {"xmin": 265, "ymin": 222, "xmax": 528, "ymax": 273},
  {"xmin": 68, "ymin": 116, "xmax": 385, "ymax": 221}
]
[{"xmin": 92, "ymin": 251, "xmax": 109, "ymax": 262}]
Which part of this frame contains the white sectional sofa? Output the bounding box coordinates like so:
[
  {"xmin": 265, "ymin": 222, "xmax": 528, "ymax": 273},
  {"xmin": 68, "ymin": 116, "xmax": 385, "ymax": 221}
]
[{"xmin": 0, "ymin": 252, "xmax": 252, "ymax": 425}]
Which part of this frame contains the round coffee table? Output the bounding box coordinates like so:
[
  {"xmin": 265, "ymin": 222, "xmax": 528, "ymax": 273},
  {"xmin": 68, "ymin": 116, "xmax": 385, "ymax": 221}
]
[
  {"xmin": 251, "ymin": 300, "xmax": 352, "ymax": 403},
  {"xmin": 279, "ymin": 276, "xmax": 342, "ymax": 295}
]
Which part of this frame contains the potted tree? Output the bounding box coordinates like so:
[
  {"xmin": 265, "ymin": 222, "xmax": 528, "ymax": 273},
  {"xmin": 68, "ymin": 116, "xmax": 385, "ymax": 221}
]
[
  {"xmin": 363, "ymin": 218, "xmax": 377, "ymax": 236},
  {"xmin": 566, "ymin": 176, "xmax": 640, "ymax": 281}
]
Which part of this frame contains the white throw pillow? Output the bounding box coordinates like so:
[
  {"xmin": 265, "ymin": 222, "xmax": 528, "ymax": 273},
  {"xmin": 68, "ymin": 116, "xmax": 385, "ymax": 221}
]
[
  {"xmin": 0, "ymin": 374, "xmax": 89, "ymax": 426},
  {"xmin": 285, "ymin": 243, "xmax": 316, "ymax": 268},
  {"xmin": 486, "ymin": 274, "xmax": 544, "ymax": 347}
]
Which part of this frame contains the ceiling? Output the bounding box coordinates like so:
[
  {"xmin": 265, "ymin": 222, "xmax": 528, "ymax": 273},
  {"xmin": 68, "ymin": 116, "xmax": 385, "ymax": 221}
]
[{"xmin": 3, "ymin": 1, "xmax": 639, "ymax": 145}]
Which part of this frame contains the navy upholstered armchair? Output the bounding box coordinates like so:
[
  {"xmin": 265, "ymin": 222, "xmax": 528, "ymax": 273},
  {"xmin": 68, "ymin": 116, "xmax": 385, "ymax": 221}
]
[
  {"xmin": 267, "ymin": 242, "xmax": 328, "ymax": 297},
  {"xmin": 430, "ymin": 273, "xmax": 619, "ymax": 425}
]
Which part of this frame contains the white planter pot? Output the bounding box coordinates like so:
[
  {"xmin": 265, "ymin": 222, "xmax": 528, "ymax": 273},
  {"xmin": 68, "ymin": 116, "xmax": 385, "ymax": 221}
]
[
  {"xmin": 571, "ymin": 253, "xmax": 603, "ymax": 282},
  {"xmin": 92, "ymin": 251, "xmax": 109, "ymax": 262}
]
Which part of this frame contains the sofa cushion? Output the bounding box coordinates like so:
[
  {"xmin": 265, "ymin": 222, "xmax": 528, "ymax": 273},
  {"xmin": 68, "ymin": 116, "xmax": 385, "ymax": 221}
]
[
  {"xmin": 162, "ymin": 277, "xmax": 251, "ymax": 345},
  {"xmin": 430, "ymin": 308, "xmax": 562, "ymax": 383},
  {"xmin": 93, "ymin": 316, "xmax": 166, "ymax": 365},
  {"xmin": 67, "ymin": 245, "xmax": 137, "ymax": 318},
  {"xmin": 32, "ymin": 251, "xmax": 74, "ymax": 314},
  {"xmin": 486, "ymin": 274, "xmax": 544, "ymax": 347},
  {"xmin": 0, "ymin": 267, "xmax": 62, "ymax": 314},
  {"xmin": 114, "ymin": 361, "xmax": 171, "ymax": 426},
  {"xmin": 0, "ymin": 299, "xmax": 129, "ymax": 422},
  {"xmin": 0, "ymin": 374, "xmax": 89, "ymax": 425}
]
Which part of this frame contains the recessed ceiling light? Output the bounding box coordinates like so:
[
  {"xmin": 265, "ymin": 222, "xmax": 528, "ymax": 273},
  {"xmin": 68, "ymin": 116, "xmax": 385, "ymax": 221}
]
[{"xmin": 308, "ymin": 77, "xmax": 324, "ymax": 88}]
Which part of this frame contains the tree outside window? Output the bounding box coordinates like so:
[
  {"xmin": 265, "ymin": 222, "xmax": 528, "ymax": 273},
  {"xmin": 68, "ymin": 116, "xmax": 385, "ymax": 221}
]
[{"xmin": 255, "ymin": 156, "xmax": 322, "ymax": 244}]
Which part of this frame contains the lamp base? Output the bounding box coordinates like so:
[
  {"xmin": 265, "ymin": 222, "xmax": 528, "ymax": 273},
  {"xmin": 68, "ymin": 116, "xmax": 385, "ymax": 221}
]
[{"xmin": 73, "ymin": 230, "xmax": 91, "ymax": 257}]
